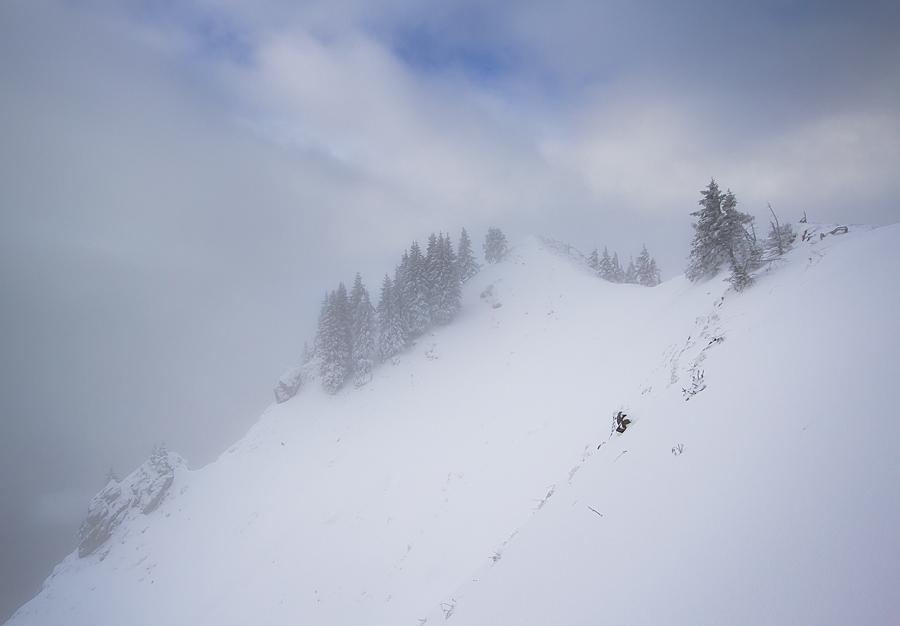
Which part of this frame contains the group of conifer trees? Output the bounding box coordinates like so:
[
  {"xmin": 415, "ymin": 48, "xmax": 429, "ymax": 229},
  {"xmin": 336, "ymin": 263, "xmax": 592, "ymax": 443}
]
[
  {"xmin": 586, "ymin": 245, "xmax": 661, "ymax": 287},
  {"xmin": 313, "ymin": 228, "xmax": 481, "ymax": 393},
  {"xmin": 686, "ymin": 178, "xmax": 795, "ymax": 291},
  {"xmin": 311, "ymin": 179, "xmax": 799, "ymax": 396}
]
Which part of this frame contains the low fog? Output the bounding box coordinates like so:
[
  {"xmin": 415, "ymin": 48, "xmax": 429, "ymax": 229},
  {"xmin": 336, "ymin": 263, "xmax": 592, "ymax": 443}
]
[{"xmin": 1, "ymin": 0, "xmax": 898, "ymax": 619}]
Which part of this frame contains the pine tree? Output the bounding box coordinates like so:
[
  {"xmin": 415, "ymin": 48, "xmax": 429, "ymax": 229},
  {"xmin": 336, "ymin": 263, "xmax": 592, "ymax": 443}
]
[
  {"xmin": 686, "ymin": 179, "xmax": 727, "ymax": 282},
  {"xmin": 635, "ymin": 245, "xmax": 657, "ymax": 287},
  {"xmin": 648, "ymin": 257, "xmax": 661, "ymax": 286},
  {"xmin": 424, "ymin": 233, "xmax": 441, "ymax": 322},
  {"xmin": 588, "ymin": 248, "xmax": 600, "ymax": 274},
  {"xmin": 611, "ymin": 252, "xmax": 625, "ymax": 283},
  {"xmin": 317, "ymin": 284, "xmax": 352, "ymax": 393},
  {"xmin": 313, "ymin": 292, "xmax": 329, "ymax": 360},
  {"xmin": 394, "ymin": 251, "xmax": 411, "ymax": 340},
  {"xmin": 483, "ymin": 227, "xmax": 509, "ymax": 263},
  {"xmin": 349, "ymin": 273, "xmax": 376, "ymax": 386},
  {"xmin": 333, "ymin": 282, "xmax": 352, "ymax": 369},
  {"xmin": 432, "ymin": 233, "xmax": 461, "ymax": 324},
  {"xmin": 456, "ymin": 227, "xmax": 480, "ymax": 282},
  {"xmin": 624, "ymin": 257, "xmax": 637, "ymax": 284},
  {"xmin": 317, "ymin": 291, "xmax": 341, "ymax": 393},
  {"xmin": 720, "ymin": 189, "xmax": 759, "ymax": 291},
  {"xmin": 598, "ymin": 247, "xmax": 614, "ymax": 281},
  {"xmin": 377, "ymin": 275, "xmax": 406, "ymax": 361},
  {"xmin": 444, "ymin": 235, "xmax": 461, "ymax": 319},
  {"xmin": 404, "ymin": 241, "xmax": 430, "ymax": 337},
  {"xmin": 686, "ymin": 179, "xmax": 760, "ymax": 290}
]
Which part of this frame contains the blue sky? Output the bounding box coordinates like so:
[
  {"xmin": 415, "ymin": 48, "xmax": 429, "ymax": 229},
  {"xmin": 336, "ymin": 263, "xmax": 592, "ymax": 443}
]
[{"xmin": 1, "ymin": 0, "xmax": 899, "ymax": 619}]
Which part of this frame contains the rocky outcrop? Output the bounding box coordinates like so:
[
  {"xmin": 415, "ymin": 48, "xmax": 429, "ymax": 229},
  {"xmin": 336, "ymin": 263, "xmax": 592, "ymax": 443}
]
[
  {"xmin": 77, "ymin": 446, "xmax": 185, "ymax": 558},
  {"xmin": 537, "ymin": 236, "xmax": 587, "ymax": 265},
  {"xmin": 274, "ymin": 366, "xmax": 304, "ymax": 403}
]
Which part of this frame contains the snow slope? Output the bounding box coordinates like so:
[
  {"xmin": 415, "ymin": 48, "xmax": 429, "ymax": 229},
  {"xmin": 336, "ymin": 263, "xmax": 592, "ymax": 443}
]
[{"xmin": 9, "ymin": 225, "xmax": 900, "ymax": 626}]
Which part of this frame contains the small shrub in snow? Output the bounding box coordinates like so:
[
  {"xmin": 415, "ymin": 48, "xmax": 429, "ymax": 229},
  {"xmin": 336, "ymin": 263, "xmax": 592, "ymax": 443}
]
[
  {"xmin": 765, "ymin": 203, "xmax": 795, "ymax": 258},
  {"xmin": 441, "ymin": 599, "xmax": 456, "ymax": 620},
  {"xmin": 483, "ymin": 227, "xmax": 509, "ymax": 263},
  {"xmin": 682, "ymin": 368, "xmax": 706, "ymax": 400}
]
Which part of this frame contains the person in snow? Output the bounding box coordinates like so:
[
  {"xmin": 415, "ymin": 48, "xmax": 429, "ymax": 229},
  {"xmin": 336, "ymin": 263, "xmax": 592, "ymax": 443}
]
[{"xmin": 615, "ymin": 411, "xmax": 631, "ymax": 434}]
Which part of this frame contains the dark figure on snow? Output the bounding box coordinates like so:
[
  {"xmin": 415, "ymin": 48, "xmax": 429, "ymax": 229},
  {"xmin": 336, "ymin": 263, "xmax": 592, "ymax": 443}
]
[{"xmin": 615, "ymin": 411, "xmax": 631, "ymax": 434}]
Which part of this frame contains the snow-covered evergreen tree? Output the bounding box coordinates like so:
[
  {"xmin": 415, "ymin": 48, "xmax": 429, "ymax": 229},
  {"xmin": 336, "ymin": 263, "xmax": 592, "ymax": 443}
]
[
  {"xmin": 393, "ymin": 251, "xmax": 411, "ymax": 340},
  {"xmin": 312, "ymin": 292, "xmax": 329, "ymax": 361},
  {"xmin": 316, "ymin": 284, "xmax": 352, "ymax": 393},
  {"xmin": 648, "ymin": 257, "xmax": 661, "ymax": 286},
  {"xmin": 334, "ymin": 282, "xmax": 352, "ymax": 364},
  {"xmin": 377, "ymin": 275, "xmax": 406, "ymax": 362},
  {"xmin": 686, "ymin": 179, "xmax": 727, "ymax": 282},
  {"xmin": 588, "ymin": 248, "xmax": 600, "ymax": 274},
  {"xmin": 624, "ymin": 257, "xmax": 637, "ymax": 284},
  {"xmin": 349, "ymin": 273, "xmax": 376, "ymax": 386},
  {"xmin": 456, "ymin": 227, "xmax": 480, "ymax": 282},
  {"xmin": 635, "ymin": 245, "xmax": 659, "ymax": 287},
  {"xmin": 686, "ymin": 179, "xmax": 760, "ymax": 290},
  {"xmin": 432, "ymin": 233, "xmax": 461, "ymax": 324},
  {"xmin": 425, "ymin": 233, "xmax": 439, "ymax": 269},
  {"xmin": 404, "ymin": 241, "xmax": 431, "ymax": 337},
  {"xmin": 598, "ymin": 247, "xmax": 614, "ymax": 281},
  {"xmin": 483, "ymin": 227, "xmax": 508, "ymax": 264},
  {"xmin": 611, "ymin": 252, "xmax": 625, "ymax": 283},
  {"xmin": 720, "ymin": 189, "xmax": 759, "ymax": 291},
  {"xmin": 424, "ymin": 233, "xmax": 441, "ymax": 322}
]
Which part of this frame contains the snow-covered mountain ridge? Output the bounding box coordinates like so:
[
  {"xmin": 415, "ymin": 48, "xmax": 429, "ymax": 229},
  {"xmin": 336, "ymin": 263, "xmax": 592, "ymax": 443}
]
[{"xmin": 9, "ymin": 225, "xmax": 900, "ymax": 625}]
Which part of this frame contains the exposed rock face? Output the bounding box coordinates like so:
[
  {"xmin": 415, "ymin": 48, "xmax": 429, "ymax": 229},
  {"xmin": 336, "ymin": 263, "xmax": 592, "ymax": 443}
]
[
  {"xmin": 77, "ymin": 447, "xmax": 184, "ymax": 558},
  {"xmin": 537, "ymin": 236, "xmax": 587, "ymax": 265},
  {"xmin": 274, "ymin": 366, "xmax": 303, "ymax": 403}
]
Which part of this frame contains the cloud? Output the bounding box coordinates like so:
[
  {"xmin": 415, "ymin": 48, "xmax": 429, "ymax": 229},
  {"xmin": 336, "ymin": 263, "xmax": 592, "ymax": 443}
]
[
  {"xmin": 190, "ymin": 0, "xmax": 900, "ymax": 233},
  {"xmin": 545, "ymin": 94, "xmax": 900, "ymax": 223},
  {"xmin": 229, "ymin": 29, "xmax": 554, "ymax": 228},
  {"xmin": 730, "ymin": 112, "xmax": 900, "ymax": 217}
]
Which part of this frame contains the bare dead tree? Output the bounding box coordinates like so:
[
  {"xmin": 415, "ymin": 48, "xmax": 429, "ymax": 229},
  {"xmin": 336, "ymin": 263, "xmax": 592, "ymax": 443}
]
[{"xmin": 768, "ymin": 203, "xmax": 785, "ymax": 257}]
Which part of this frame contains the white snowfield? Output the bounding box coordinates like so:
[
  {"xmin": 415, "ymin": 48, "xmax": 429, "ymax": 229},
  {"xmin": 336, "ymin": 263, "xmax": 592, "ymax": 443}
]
[{"xmin": 10, "ymin": 225, "xmax": 900, "ymax": 626}]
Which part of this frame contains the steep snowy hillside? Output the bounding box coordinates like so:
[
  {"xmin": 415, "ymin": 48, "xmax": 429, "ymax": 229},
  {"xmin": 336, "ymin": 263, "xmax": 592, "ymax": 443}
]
[{"xmin": 9, "ymin": 225, "xmax": 900, "ymax": 626}]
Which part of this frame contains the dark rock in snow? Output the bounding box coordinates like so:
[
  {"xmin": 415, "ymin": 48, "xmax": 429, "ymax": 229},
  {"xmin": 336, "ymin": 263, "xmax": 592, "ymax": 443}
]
[
  {"xmin": 77, "ymin": 447, "xmax": 185, "ymax": 557},
  {"xmin": 274, "ymin": 366, "xmax": 303, "ymax": 403}
]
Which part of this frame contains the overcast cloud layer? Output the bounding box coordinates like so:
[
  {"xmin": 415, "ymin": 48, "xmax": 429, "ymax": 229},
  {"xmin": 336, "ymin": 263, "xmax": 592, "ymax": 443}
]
[{"xmin": 1, "ymin": 0, "xmax": 898, "ymax": 618}]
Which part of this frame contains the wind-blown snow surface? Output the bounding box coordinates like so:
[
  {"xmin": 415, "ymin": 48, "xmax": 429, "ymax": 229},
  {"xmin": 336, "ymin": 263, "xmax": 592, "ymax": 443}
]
[{"xmin": 10, "ymin": 227, "xmax": 900, "ymax": 626}]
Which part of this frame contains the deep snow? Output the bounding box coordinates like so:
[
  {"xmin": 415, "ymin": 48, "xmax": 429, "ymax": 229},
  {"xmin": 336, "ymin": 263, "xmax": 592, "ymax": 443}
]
[{"xmin": 9, "ymin": 225, "xmax": 900, "ymax": 626}]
